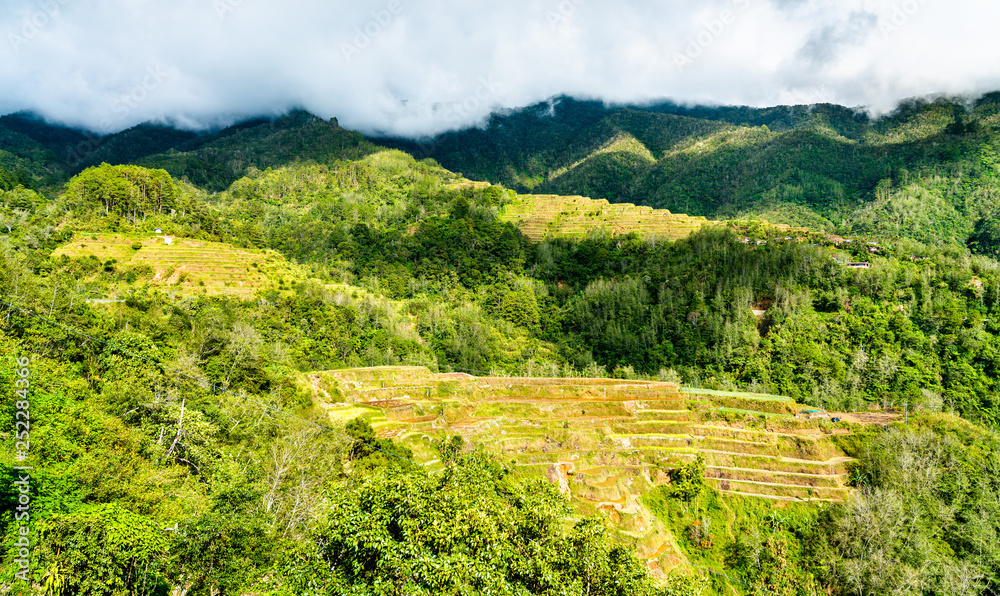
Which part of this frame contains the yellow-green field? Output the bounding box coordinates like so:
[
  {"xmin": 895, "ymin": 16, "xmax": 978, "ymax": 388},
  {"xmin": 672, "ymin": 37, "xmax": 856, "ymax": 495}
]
[
  {"xmin": 307, "ymin": 366, "xmax": 870, "ymax": 575},
  {"xmin": 53, "ymin": 233, "xmax": 299, "ymax": 297},
  {"xmin": 499, "ymin": 194, "xmax": 714, "ymax": 242}
]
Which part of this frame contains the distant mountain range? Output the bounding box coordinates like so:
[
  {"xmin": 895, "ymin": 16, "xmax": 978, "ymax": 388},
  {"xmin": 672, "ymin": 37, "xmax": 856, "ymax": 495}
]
[
  {"xmin": 378, "ymin": 94, "xmax": 1000, "ymax": 244},
  {"xmin": 4, "ymin": 91, "xmax": 1000, "ymax": 245}
]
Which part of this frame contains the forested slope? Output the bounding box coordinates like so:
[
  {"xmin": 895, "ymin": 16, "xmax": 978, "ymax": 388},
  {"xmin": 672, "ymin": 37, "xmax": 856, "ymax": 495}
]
[
  {"xmin": 382, "ymin": 94, "xmax": 1000, "ymax": 247},
  {"xmin": 3, "ymin": 100, "xmax": 1000, "ymax": 594}
]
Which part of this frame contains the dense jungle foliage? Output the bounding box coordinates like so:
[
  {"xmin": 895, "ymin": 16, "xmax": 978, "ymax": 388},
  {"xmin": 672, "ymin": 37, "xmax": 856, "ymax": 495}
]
[{"xmin": 3, "ymin": 97, "xmax": 1000, "ymax": 594}]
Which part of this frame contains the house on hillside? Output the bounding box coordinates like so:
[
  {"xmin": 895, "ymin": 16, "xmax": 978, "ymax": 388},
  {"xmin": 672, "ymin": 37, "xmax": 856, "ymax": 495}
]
[{"xmin": 846, "ymin": 262, "xmax": 871, "ymax": 269}]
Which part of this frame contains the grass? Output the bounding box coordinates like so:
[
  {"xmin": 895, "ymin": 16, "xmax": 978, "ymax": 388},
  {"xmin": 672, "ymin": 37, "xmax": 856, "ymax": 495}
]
[
  {"xmin": 644, "ymin": 484, "xmax": 833, "ymax": 593},
  {"xmin": 53, "ymin": 232, "xmax": 300, "ymax": 297},
  {"xmin": 499, "ymin": 194, "xmax": 714, "ymax": 242},
  {"xmin": 682, "ymin": 387, "xmax": 793, "ymax": 402}
]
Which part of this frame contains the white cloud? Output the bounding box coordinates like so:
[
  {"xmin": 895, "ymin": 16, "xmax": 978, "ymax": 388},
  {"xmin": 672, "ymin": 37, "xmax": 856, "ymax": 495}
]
[{"xmin": 1, "ymin": 0, "xmax": 999, "ymax": 136}]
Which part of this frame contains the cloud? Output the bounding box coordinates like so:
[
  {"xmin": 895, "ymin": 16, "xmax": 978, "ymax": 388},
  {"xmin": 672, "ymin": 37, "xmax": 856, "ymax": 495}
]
[
  {"xmin": 796, "ymin": 10, "xmax": 879, "ymax": 67},
  {"xmin": 1, "ymin": 0, "xmax": 999, "ymax": 137}
]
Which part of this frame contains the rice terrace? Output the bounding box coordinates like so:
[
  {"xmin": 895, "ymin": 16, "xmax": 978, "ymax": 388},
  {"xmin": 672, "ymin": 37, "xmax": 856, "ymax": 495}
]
[{"xmin": 309, "ymin": 365, "xmax": 897, "ymax": 577}]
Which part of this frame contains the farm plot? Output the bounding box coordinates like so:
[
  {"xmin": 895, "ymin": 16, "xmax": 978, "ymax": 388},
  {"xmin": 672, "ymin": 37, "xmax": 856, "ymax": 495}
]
[
  {"xmin": 499, "ymin": 194, "xmax": 713, "ymax": 242},
  {"xmin": 53, "ymin": 233, "xmax": 296, "ymax": 296}
]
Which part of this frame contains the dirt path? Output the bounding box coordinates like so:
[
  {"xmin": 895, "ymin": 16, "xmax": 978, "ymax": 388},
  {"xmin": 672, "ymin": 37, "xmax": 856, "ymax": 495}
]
[
  {"xmin": 706, "ymin": 465, "xmax": 847, "ymax": 478},
  {"xmin": 708, "ymin": 477, "xmax": 848, "ymax": 491},
  {"xmin": 698, "ymin": 449, "xmax": 855, "ymax": 465},
  {"xmin": 830, "ymin": 411, "xmax": 901, "ymax": 425},
  {"xmin": 716, "ymin": 489, "xmax": 844, "ymax": 502}
]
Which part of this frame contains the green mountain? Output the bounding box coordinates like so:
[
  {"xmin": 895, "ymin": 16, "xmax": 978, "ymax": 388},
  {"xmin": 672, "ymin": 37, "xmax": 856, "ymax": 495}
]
[
  {"xmin": 136, "ymin": 111, "xmax": 378, "ymax": 191},
  {"xmin": 4, "ymin": 100, "xmax": 1000, "ymax": 595},
  {"xmin": 380, "ymin": 94, "xmax": 1000, "ymax": 245},
  {"xmin": 0, "ymin": 110, "xmax": 377, "ymax": 192}
]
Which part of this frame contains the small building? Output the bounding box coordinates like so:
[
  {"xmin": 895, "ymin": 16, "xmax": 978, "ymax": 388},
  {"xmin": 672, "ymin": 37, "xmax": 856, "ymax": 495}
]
[
  {"xmin": 846, "ymin": 262, "xmax": 871, "ymax": 269},
  {"xmin": 154, "ymin": 228, "xmax": 162, "ymax": 234},
  {"xmin": 799, "ymin": 409, "xmax": 831, "ymax": 420}
]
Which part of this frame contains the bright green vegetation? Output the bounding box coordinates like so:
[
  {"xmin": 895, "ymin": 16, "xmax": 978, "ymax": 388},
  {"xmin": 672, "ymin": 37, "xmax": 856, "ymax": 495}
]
[
  {"xmin": 3, "ymin": 99, "xmax": 1000, "ymax": 594},
  {"xmin": 646, "ymin": 414, "xmax": 1000, "ymax": 595},
  {"xmin": 0, "ymin": 334, "xmax": 706, "ymax": 595},
  {"xmin": 314, "ymin": 448, "xmax": 669, "ymax": 595}
]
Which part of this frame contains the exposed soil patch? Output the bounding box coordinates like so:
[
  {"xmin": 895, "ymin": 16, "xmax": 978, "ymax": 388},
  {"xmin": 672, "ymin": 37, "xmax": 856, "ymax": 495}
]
[{"xmin": 830, "ymin": 411, "xmax": 901, "ymax": 426}]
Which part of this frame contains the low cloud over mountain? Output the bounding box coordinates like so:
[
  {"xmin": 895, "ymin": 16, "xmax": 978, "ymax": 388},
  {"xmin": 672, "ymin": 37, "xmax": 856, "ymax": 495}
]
[{"xmin": 2, "ymin": 0, "xmax": 999, "ymax": 136}]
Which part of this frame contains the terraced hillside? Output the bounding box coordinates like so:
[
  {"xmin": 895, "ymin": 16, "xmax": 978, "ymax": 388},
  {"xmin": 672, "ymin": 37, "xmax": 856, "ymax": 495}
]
[
  {"xmin": 53, "ymin": 233, "xmax": 297, "ymax": 296},
  {"xmin": 499, "ymin": 194, "xmax": 714, "ymax": 242},
  {"xmin": 309, "ymin": 366, "xmax": 867, "ymax": 575}
]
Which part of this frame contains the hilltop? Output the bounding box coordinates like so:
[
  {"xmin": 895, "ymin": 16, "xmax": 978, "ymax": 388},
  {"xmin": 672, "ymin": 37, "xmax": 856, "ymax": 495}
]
[{"xmin": 0, "ymin": 110, "xmax": 376, "ymax": 192}]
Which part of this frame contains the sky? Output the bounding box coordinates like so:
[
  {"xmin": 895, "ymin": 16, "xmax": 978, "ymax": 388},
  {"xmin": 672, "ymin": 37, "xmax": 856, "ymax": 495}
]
[{"xmin": 2, "ymin": 0, "xmax": 999, "ymax": 138}]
